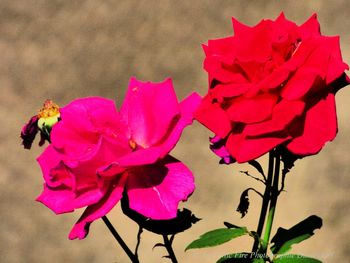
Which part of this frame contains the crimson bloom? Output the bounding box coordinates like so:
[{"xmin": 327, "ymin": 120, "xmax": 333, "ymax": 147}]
[
  {"xmin": 195, "ymin": 13, "xmax": 349, "ymax": 163},
  {"xmin": 33, "ymin": 77, "xmax": 201, "ymax": 239}
]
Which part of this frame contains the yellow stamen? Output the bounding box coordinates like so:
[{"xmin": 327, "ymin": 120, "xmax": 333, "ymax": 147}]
[
  {"xmin": 129, "ymin": 139, "xmax": 137, "ymax": 150},
  {"xmin": 38, "ymin": 100, "xmax": 60, "ymax": 119},
  {"xmin": 37, "ymin": 99, "xmax": 60, "ymax": 131}
]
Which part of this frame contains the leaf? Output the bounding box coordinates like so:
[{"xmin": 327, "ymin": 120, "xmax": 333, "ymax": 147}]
[
  {"xmin": 271, "ymin": 215, "xmax": 322, "ymax": 255},
  {"xmin": 186, "ymin": 227, "xmax": 248, "ymax": 250},
  {"xmin": 273, "ymin": 254, "xmax": 322, "ymax": 263},
  {"xmin": 248, "ymin": 160, "xmax": 265, "ymax": 177},
  {"xmin": 236, "ymin": 189, "xmax": 250, "ymax": 218}
]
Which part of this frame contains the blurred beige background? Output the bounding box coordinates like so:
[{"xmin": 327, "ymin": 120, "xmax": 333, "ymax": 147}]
[{"xmin": 1, "ymin": 0, "xmax": 349, "ymax": 262}]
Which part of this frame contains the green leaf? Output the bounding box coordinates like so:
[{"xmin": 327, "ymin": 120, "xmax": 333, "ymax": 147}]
[
  {"xmin": 271, "ymin": 215, "xmax": 322, "ymax": 255},
  {"xmin": 273, "ymin": 254, "xmax": 322, "ymax": 263},
  {"xmin": 186, "ymin": 227, "xmax": 248, "ymax": 250}
]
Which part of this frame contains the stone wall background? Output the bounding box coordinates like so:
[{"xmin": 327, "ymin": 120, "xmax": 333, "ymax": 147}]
[{"xmin": 1, "ymin": 1, "xmax": 349, "ymax": 262}]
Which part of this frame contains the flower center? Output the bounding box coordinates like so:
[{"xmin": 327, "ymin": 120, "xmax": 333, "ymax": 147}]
[
  {"xmin": 128, "ymin": 139, "xmax": 137, "ymax": 150},
  {"xmin": 37, "ymin": 99, "xmax": 60, "ymax": 131}
]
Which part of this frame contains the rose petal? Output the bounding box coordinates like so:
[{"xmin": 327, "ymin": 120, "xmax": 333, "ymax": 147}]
[
  {"xmin": 287, "ymin": 93, "xmax": 337, "ymax": 155},
  {"xmin": 194, "ymin": 94, "xmax": 232, "ymax": 138},
  {"xmin": 326, "ymin": 36, "xmax": 349, "ymax": 84},
  {"xmin": 51, "ymin": 97, "xmax": 127, "ymax": 157},
  {"xmin": 36, "ymin": 183, "xmax": 105, "ymax": 215},
  {"xmin": 299, "ymin": 13, "xmax": 320, "ymax": 38},
  {"xmin": 126, "ymin": 157, "xmax": 194, "ymax": 220},
  {"xmin": 226, "ymin": 131, "xmax": 290, "ymax": 163},
  {"xmin": 68, "ymin": 174, "xmax": 127, "ymax": 240},
  {"xmin": 209, "ymin": 136, "xmax": 234, "ymax": 164},
  {"xmin": 235, "ymin": 20, "xmax": 274, "ymax": 62},
  {"xmin": 258, "ymin": 65, "xmax": 291, "ymax": 91},
  {"xmin": 281, "ymin": 67, "xmax": 321, "ymax": 100},
  {"xmin": 232, "ymin": 17, "xmax": 251, "ymax": 35},
  {"xmin": 245, "ymin": 100, "xmax": 305, "ymax": 137},
  {"xmin": 226, "ymin": 93, "xmax": 278, "ymax": 123},
  {"xmin": 211, "ymin": 83, "xmax": 252, "ymax": 101},
  {"xmin": 119, "ymin": 77, "xmax": 180, "ymax": 148},
  {"xmin": 116, "ymin": 92, "xmax": 201, "ymax": 167}
]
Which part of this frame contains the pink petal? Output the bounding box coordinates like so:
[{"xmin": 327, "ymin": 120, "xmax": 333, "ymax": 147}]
[
  {"xmin": 226, "ymin": 93, "xmax": 278, "ymax": 123},
  {"xmin": 68, "ymin": 174, "xmax": 127, "ymax": 240},
  {"xmin": 116, "ymin": 92, "xmax": 201, "ymax": 167},
  {"xmin": 156, "ymin": 92, "xmax": 201, "ymax": 156},
  {"xmin": 287, "ymin": 93, "xmax": 337, "ymax": 155},
  {"xmin": 126, "ymin": 157, "xmax": 195, "ymax": 220},
  {"xmin": 51, "ymin": 97, "xmax": 127, "ymax": 158},
  {"xmin": 36, "ymin": 184, "xmax": 75, "ymax": 214},
  {"xmin": 36, "ymin": 183, "xmax": 104, "ymax": 215},
  {"xmin": 209, "ymin": 136, "xmax": 234, "ymax": 164},
  {"xmin": 119, "ymin": 77, "xmax": 180, "ymax": 148},
  {"xmin": 194, "ymin": 94, "xmax": 232, "ymax": 138}
]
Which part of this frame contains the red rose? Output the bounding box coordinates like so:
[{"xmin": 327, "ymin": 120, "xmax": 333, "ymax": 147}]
[{"xmin": 195, "ymin": 13, "xmax": 349, "ymax": 163}]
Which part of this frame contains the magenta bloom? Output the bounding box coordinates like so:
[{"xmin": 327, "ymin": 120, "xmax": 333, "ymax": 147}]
[{"xmin": 36, "ymin": 77, "xmax": 201, "ymax": 239}]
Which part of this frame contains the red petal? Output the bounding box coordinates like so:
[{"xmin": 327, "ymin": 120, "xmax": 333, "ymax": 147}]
[
  {"xmin": 281, "ymin": 67, "xmax": 321, "ymax": 100},
  {"xmin": 299, "ymin": 13, "xmax": 320, "ymax": 38},
  {"xmin": 231, "ymin": 17, "xmax": 251, "ymax": 35},
  {"xmin": 226, "ymin": 131, "xmax": 289, "ymax": 163},
  {"xmin": 287, "ymin": 93, "xmax": 337, "ymax": 155},
  {"xmin": 194, "ymin": 94, "xmax": 232, "ymax": 138},
  {"xmin": 226, "ymin": 93, "xmax": 278, "ymax": 123},
  {"xmin": 245, "ymin": 100, "xmax": 305, "ymax": 137}
]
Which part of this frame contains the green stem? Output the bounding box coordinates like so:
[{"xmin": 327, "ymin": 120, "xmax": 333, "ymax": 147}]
[
  {"xmin": 252, "ymin": 151, "xmax": 274, "ymax": 252},
  {"xmin": 261, "ymin": 151, "xmax": 280, "ymax": 253}
]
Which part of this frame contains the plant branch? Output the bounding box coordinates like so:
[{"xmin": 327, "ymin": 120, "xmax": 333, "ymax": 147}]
[
  {"xmin": 163, "ymin": 234, "xmax": 178, "ymax": 263},
  {"xmin": 135, "ymin": 226, "xmax": 143, "ymax": 258},
  {"xmin": 252, "ymin": 151, "xmax": 274, "ymax": 252},
  {"xmin": 261, "ymin": 150, "xmax": 281, "ymax": 253},
  {"xmin": 240, "ymin": 170, "xmax": 266, "ymax": 184},
  {"xmin": 102, "ymin": 216, "xmax": 139, "ymax": 263},
  {"xmin": 247, "ymin": 187, "xmax": 264, "ymax": 198}
]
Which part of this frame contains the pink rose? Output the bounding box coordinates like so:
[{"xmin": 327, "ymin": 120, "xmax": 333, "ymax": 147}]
[
  {"xmin": 35, "ymin": 77, "xmax": 201, "ymax": 239},
  {"xmin": 195, "ymin": 13, "xmax": 349, "ymax": 163}
]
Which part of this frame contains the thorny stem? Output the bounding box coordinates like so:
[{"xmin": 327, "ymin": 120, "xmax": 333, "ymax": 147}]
[
  {"xmin": 102, "ymin": 216, "xmax": 139, "ymax": 263},
  {"xmin": 163, "ymin": 234, "xmax": 178, "ymax": 263},
  {"xmin": 252, "ymin": 151, "xmax": 274, "ymax": 252}
]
